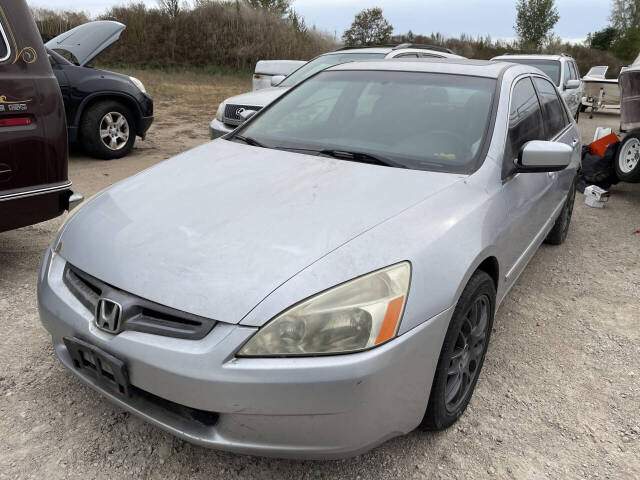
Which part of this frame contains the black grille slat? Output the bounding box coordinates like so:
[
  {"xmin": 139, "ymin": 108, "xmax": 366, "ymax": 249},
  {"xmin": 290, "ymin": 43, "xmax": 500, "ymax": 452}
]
[
  {"xmin": 223, "ymin": 104, "xmax": 262, "ymax": 124},
  {"xmin": 63, "ymin": 264, "xmax": 216, "ymax": 340}
]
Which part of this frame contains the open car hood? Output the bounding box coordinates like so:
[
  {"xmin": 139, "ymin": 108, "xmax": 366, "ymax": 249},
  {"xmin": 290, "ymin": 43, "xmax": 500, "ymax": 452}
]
[{"xmin": 45, "ymin": 21, "xmax": 125, "ymax": 67}]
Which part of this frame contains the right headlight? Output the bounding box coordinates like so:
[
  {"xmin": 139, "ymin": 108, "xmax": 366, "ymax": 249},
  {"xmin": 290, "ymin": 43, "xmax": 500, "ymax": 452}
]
[
  {"xmin": 237, "ymin": 262, "xmax": 411, "ymax": 357},
  {"xmin": 215, "ymin": 102, "xmax": 225, "ymax": 122}
]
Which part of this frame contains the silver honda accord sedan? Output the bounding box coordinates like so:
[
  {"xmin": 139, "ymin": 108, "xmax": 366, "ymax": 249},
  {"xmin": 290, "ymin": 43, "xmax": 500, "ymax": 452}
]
[{"xmin": 38, "ymin": 59, "xmax": 581, "ymax": 459}]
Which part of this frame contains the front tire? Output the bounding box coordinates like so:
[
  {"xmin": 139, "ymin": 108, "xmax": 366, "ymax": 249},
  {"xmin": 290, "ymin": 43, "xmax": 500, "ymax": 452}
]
[
  {"xmin": 545, "ymin": 177, "xmax": 576, "ymax": 245},
  {"xmin": 420, "ymin": 271, "xmax": 496, "ymax": 431},
  {"xmin": 80, "ymin": 101, "xmax": 137, "ymax": 160},
  {"xmin": 614, "ymin": 132, "xmax": 640, "ymax": 183}
]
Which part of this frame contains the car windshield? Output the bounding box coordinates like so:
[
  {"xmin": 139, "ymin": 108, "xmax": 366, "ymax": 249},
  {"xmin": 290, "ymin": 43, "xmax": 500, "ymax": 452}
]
[
  {"xmin": 279, "ymin": 52, "xmax": 387, "ymax": 87},
  {"xmin": 234, "ymin": 70, "xmax": 496, "ymax": 173},
  {"xmin": 505, "ymin": 59, "xmax": 561, "ymax": 86}
]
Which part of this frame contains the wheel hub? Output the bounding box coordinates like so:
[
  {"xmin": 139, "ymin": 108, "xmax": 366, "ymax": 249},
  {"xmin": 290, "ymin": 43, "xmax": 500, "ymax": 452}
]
[
  {"xmin": 620, "ymin": 139, "xmax": 640, "ymax": 174},
  {"xmin": 99, "ymin": 112, "xmax": 130, "ymax": 151}
]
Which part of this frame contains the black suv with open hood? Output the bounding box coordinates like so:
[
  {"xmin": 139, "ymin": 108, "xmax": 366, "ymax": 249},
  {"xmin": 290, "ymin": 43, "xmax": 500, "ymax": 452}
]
[{"xmin": 46, "ymin": 21, "xmax": 153, "ymax": 159}]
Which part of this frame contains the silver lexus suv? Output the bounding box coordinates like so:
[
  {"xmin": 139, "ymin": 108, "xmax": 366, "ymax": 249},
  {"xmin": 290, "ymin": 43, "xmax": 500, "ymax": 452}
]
[
  {"xmin": 210, "ymin": 44, "xmax": 464, "ymax": 139},
  {"xmin": 492, "ymin": 54, "xmax": 584, "ymax": 121}
]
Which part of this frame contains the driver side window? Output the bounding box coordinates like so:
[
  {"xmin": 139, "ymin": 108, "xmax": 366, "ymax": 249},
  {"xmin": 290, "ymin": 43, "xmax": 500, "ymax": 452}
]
[{"xmin": 504, "ymin": 77, "xmax": 545, "ymax": 178}]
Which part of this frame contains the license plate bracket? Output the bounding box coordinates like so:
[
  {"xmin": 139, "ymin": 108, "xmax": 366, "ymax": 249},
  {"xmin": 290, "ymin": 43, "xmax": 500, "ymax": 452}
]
[{"xmin": 63, "ymin": 336, "xmax": 130, "ymax": 397}]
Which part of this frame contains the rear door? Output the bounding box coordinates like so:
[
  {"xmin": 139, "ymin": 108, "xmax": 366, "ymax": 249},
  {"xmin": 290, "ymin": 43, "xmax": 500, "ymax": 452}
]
[
  {"xmin": 0, "ymin": 0, "xmax": 68, "ymax": 196},
  {"xmin": 532, "ymin": 76, "xmax": 580, "ymax": 206}
]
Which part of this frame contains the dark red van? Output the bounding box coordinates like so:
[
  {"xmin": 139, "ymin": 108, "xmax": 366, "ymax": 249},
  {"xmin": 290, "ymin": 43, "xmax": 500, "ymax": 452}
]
[{"xmin": 0, "ymin": 0, "xmax": 81, "ymax": 233}]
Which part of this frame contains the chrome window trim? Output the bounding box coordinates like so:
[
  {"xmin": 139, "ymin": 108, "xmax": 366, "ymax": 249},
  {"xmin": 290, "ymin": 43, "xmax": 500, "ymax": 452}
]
[
  {"xmin": 0, "ymin": 21, "xmax": 11, "ymax": 62},
  {"xmin": 0, "ymin": 181, "xmax": 72, "ymax": 202}
]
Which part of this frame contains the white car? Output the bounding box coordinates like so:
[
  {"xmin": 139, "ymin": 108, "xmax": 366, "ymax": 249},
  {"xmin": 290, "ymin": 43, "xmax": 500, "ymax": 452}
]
[
  {"xmin": 252, "ymin": 60, "xmax": 305, "ymax": 91},
  {"xmin": 210, "ymin": 44, "xmax": 465, "ymax": 139},
  {"xmin": 492, "ymin": 54, "xmax": 584, "ymax": 121}
]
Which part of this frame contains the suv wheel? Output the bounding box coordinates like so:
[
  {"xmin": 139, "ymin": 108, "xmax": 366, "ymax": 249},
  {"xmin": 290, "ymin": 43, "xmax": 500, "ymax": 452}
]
[
  {"xmin": 80, "ymin": 101, "xmax": 137, "ymax": 159},
  {"xmin": 420, "ymin": 270, "xmax": 495, "ymax": 431},
  {"xmin": 614, "ymin": 132, "xmax": 640, "ymax": 183}
]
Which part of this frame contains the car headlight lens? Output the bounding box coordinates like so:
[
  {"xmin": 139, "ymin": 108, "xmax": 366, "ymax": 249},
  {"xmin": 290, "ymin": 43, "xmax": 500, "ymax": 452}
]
[
  {"xmin": 238, "ymin": 262, "xmax": 411, "ymax": 357},
  {"xmin": 129, "ymin": 76, "xmax": 146, "ymax": 93},
  {"xmin": 215, "ymin": 102, "xmax": 225, "ymax": 122}
]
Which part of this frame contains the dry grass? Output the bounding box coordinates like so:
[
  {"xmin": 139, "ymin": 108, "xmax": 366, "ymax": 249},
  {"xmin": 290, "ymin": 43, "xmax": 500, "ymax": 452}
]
[{"xmin": 113, "ymin": 67, "xmax": 251, "ymax": 107}]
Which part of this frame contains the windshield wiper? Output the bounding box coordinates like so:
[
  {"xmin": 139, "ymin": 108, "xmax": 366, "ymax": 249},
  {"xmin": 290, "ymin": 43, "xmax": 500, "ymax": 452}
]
[
  {"xmin": 233, "ymin": 135, "xmax": 268, "ymax": 148},
  {"xmin": 318, "ymin": 149, "xmax": 407, "ymax": 169}
]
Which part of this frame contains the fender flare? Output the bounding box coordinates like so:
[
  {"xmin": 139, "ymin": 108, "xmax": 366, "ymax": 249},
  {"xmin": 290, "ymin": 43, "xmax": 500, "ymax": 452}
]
[
  {"xmin": 72, "ymin": 91, "xmax": 144, "ymax": 130},
  {"xmin": 452, "ymin": 248, "xmax": 502, "ymax": 310}
]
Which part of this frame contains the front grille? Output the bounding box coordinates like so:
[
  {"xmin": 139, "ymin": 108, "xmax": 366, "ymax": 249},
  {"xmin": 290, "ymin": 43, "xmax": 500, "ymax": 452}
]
[
  {"xmin": 223, "ymin": 103, "xmax": 262, "ymax": 125},
  {"xmin": 63, "ymin": 264, "xmax": 216, "ymax": 340}
]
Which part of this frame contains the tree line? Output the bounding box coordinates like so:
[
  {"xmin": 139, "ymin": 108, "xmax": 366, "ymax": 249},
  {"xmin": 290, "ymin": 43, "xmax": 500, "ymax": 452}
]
[
  {"xmin": 33, "ymin": 0, "xmax": 633, "ymax": 77},
  {"xmin": 33, "ymin": 1, "xmax": 335, "ymax": 71}
]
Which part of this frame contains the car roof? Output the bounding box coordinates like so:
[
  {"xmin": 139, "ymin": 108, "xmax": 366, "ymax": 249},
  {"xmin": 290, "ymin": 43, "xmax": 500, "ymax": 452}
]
[
  {"xmin": 327, "ymin": 58, "xmax": 516, "ymax": 79},
  {"xmin": 491, "ymin": 54, "xmax": 568, "ymax": 61}
]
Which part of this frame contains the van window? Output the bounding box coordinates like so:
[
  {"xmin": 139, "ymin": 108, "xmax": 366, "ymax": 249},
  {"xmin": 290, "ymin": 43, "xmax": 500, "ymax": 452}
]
[
  {"xmin": 505, "ymin": 77, "xmax": 545, "ymax": 175},
  {"xmin": 533, "ymin": 77, "xmax": 569, "ymax": 139},
  {"xmin": 0, "ymin": 24, "xmax": 9, "ymax": 61}
]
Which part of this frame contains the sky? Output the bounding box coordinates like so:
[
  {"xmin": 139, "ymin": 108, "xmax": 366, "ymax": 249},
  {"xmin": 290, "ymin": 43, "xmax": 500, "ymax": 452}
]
[{"xmin": 29, "ymin": 0, "xmax": 612, "ymax": 43}]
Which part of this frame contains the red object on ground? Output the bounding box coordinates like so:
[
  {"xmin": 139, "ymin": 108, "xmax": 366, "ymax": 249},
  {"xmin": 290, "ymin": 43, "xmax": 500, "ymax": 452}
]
[{"xmin": 589, "ymin": 132, "xmax": 620, "ymax": 157}]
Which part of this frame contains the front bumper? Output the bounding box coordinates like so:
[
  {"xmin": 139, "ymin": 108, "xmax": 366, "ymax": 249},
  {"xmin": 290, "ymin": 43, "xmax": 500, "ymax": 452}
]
[
  {"xmin": 138, "ymin": 115, "xmax": 154, "ymax": 139},
  {"xmin": 37, "ymin": 248, "xmax": 452, "ymax": 459},
  {"xmin": 0, "ymin": 183, "xmax": 81, "ymax": 232},
  {"xmin": 209, "ymin": 118, "xmax": 236, "ymax": 140}
]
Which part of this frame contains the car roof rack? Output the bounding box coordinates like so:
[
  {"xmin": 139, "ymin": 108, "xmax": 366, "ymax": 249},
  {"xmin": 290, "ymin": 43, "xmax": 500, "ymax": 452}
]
[
  {"xmin": 335, "ymin": 45, "xmax": 398, "ymax": 51},
  {"xmin": 392, "ymin": 43, "xmax": 455, "ymax": 54}
]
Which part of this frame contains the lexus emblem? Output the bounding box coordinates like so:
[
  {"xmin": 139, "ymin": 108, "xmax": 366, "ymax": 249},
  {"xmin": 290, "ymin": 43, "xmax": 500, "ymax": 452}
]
[
  {"xmin": 235, "ymin": 107, "xmax": 245, "ymax": 117},
  {"xmin": 95, "ymin": 299, "xmax": 122, "ymax": 333}
]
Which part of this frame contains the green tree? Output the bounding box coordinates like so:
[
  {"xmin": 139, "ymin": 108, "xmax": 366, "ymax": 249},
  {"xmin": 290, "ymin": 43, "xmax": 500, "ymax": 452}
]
[
  {"xmin": 514, "ymin": 0, "xmax": 559, "ymax": 50},
  {"xmin": 342, "ymin": 7, "xmax": 393, "ymax": 46},
  {"xmin": 288, "ymin": 9, "xmax": 307, "ymax": 34},
  {"xmin": 245, "ymin": 0, "xmax": 290, "ymax": 17},
  {"xmin": 613, "ymin": 28, "xmax": 640, "ymax": 61},
  {"xmin": 610, "ymin": 0, "xmax": 640, "ymax": 33},
  {"xmin": 589, "ymin": 26, "xmax": 619, "ymax": 50}
]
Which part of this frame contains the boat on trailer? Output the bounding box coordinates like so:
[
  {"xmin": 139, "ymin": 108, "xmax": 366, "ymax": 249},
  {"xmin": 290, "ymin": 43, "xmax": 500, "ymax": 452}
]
[{"xmin": 581, "ymin": 66, "xmax": 621, "ymax": 116}]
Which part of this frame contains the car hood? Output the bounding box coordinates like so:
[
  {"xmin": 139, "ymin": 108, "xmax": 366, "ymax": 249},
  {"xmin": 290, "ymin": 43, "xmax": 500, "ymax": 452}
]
[
  {"xmin": 45, "ymin": 21, "xmax": 125, "ymax": 67},
  {"xmin": 224, "ymin": 86, "xmax": 289, "ymax": 107},
  {"xmin": 58, "ymin": 140, "xmax": 462, "ymax": 324}
]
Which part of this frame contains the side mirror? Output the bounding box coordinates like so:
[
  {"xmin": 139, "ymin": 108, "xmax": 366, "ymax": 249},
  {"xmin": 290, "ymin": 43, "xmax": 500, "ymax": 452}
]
[
  {"xmin": 516, "ymin": 141, "xmax": 572, "ymax": 173},
  {"xmin": 271, "ymin": 75, "xmax": 285, "ymax": 87},
  {"xmin": 565, "ymin": 79, "xmax": 581, "ymax": 90},
  {"xmin": 238, "ymin": 109, "xmax": 258, "ymax": 122}
]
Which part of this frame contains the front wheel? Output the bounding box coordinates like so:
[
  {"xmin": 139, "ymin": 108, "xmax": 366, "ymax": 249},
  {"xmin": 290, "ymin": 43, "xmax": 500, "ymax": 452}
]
[
  {"xmin": 80, "ymin": 101, "xmax": 137, "ymax": 160},
  {"xmin": 614, "ymin": 132, "xmax": 640, "ymax": 183},
  {"xmin": 420, "ymin": 271, "xmax": 495, "ymax": 431}
]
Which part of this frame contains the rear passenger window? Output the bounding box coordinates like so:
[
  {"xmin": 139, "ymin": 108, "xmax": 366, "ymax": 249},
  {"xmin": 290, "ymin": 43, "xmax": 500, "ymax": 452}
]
[
  {"xmin": 563, "ymin": 63, "xmax": 571, "ymax": 85},
  {"xmin": 505, "ymin": 77, "xmax": 545, "ymax": 171},
  {"xmin": 0, "ymin": 24, "xmax": 9, "ymax": 61},
  {"xmin": 533, "ymin": 77, "xmax": 569, "ymax": 139},
  {"xmin": 567, "ymin": 62, "xmax": 579, "ymax": 80},
  {"xmin": 396, "ymin": 53, "xmax": 419, "ymax": 58}
]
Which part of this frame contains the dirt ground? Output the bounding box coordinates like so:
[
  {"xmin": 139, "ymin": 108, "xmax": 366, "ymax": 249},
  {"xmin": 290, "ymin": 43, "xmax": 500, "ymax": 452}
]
[{"xmin": 0, "ymin": 71, "xmax": 638, "ymax": 480}]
